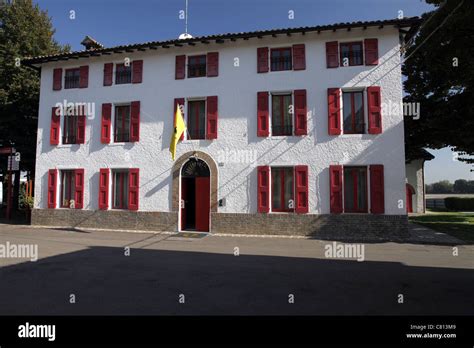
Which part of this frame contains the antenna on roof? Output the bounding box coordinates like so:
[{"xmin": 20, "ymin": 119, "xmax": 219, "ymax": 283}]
[{"xmin": 179, "ymin": 0, "xmax": 193, "ymax": 39}]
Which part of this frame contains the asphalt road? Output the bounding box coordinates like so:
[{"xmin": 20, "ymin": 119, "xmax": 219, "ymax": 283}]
[{"xmin": 0, "ymin": 224, "xmax": 472, "ymax": 315}]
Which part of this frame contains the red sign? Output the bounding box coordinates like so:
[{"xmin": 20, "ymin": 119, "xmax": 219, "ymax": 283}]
[{"xmin": 0, "ymin": 147, "xmax": 15, "ymax": 154}]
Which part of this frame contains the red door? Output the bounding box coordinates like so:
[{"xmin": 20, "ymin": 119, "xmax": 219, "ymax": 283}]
[
  {"xmin": 406, "ymin": 184, "xmax": 414, "ymax": 213},
  {"xmin": 195, "ymin": 177, "xmax": 210, "ymax": 232},
  {"xmin": 181, "ymin": 178, "xmax": 188, "ymax": 230}
]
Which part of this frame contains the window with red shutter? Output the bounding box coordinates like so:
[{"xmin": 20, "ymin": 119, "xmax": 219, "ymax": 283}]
[
  {"xmin": 292, "ymin": 44, "xmax": 306, "ymax": 70},
  {"xmin": 175, "ymin": 55, "xmax": 186, "ymax": 79},
  {"xmin": 132, "ymin": 60, "xmax": 143, "ymax": 83},
  {"xmin": 257, "ymin": 166, "xmax": 270, "ymax": 213},
  {"xmin": 370, "ymin": 165, "xmax": 384, "ymax": 214},
  {"xmin": 128, "ymin": 168, "xmax": 139, "ymax": 211},
  {"xmin": 101, "ymin": 103, "xmax": 112, "ymax": 143},
  {"xmin": 326, "ymin": 41, "xmax": 339, "ymax": 68},
  {"xmin": 294, "ymin": 89, "xmax": 307, "ymax": 136},
  {"xmin": 98, "ymin": 168, "xmax": 109, "ymax": 210},
  {"xmin": 328, "ymin": 88, "xmax": 342, "ymax": 135},
  {"xmin": 257, "ymin": 47, "xmax": 269, "ymax": 73},
  {"xmin": 206, "ymin": 96, "xmax": 218, "ymax": 139},
  {"xmin": 367, "ymin": 86, "xmax": 382, "ymax": 134},
  {"xmin": 130, "ymin": 101, "xmax": 140, "ymax": 142},
  {"xmin": 103, "ymin": 63, "xmax": 113, "ymax": 86},
  {"xmin": 257, "ymin": 91, "xmax": 269, "ymax": 137},
  {"xmin": 207, "ymin": 52, "xmax": 219, "ymax": 77},
  {"xmin": 329, "ymin": 165, "xmax": 343, "ymax": 213},
  {"xmin": 364, "ymin": 38, "xmax": 379, "ymax": 65},
  {"xmin": 174, "ymin": 98, "xmax": 185, "ymax": 141},
  {"xmin": 50, "ymin": 107, "xmax": 60, "ymax": 145},
  {"xmin": 74, "ymin": 169, "xmax": 84, "ymax": 209},
  {"xmin": 47, "ymin": 169, "xmax": 57, "ymax": 209},
  {"xmin": 294, "ymin": 165, "xmax": 309, "ymax": 214},
  {"xmin": 79, "ymin": 66, "xmax": 89, "ymax": 88},
  {"xmin": 53, "ymin": 68, "xmax": 62, "ymax": 90},
  {"xmin": 77, "ymin": 107, "xmax": 86, "ymax": 144}
]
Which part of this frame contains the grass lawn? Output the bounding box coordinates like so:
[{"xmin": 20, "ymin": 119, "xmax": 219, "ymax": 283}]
[{"xmin": 410, "ymin": 211, "xmax": 474, "ymax": 243}]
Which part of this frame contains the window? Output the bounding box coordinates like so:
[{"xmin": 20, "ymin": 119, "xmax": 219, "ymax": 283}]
[
  {"xmin": 115, "ymin": 63, "xmax": 132, "ymax": 84},
  {"xmin": 270, "ymin": 48, "xmax": 292, "ymax": 71},
  {"xmin": 271, "ymin": 94, "xmax": 293, "ymax": 135},
  {"xmin": 340, "ymin": 42, "xmax": 363, "ymax": 66},
  {"xmin": 188, "ymin": 55, "xmax": 206, "ymax": 78},
  {"xmin": 64, "ymin": 68, "xmax": 80, "ymax": 89},
  {"xmin": 112, "ymin": 170, "xmax": 129, "ymax": 209},
  {"xmin": 187, "ymin": 100, "xmax": 206, "ymax": 139},
  {"xmin": 114, "ymin": 105, "xmax": 131, "ymax": 142},
  {"xmin": 271, "ymin": 167, "xmax": 294, "ymax": 212},
  {"xmin": 343, "ymin": 166, "xmax": 367, "ymax": 213},
  {"xmin": 343, "ymin": 91, "xmax": 365, "ymax": 134},
  {"xmin": 60, "ymin": 170, "xmax": 75, "ymax": 208},
  {"xmin": 63, "ymin": 115, "xmax": 78, "ymax": 144}
]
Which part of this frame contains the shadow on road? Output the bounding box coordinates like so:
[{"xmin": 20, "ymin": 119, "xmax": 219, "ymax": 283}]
[{"xmin": 0, "ymin": 246, "xmax": 472, "ymax": 315}]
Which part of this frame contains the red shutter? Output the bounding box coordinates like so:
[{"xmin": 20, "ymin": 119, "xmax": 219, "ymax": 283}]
[
  {"xmin": 175, "ymin": 55, "xmax": 186, "ymax": 79},
  {"xmin": 98, "ymin": 168, "xmax": 109, "ymax": 210},
  {"xmin": 47, "ymin": 169, "xmax": 57, "ymax": 209},
  {"xmin": 174, "ymin": 98, "xmax": 185, "ymax": 141},
  {"xmin": 329, "ymin": 165, "xmax": 343, "ymax": 214},
  {"xmin": 257, "ymin": 166, "xmax": 270, "ymax": 213},
  {"xmin": 74, "ymin": 169, "xmax": 84, "ymax": 209},
  {"xmin": 79, "ymin": 65, "xmax": 89, "ymax": 88},
  {"xmin": 367, "ymin": 86, "xmax": 382, "ymax": 134},
  {"xmin": 76, "ymin": 111, "xmax": 86, "ymax": 144},
  {"xmin": 128, "ymin": 168, "xmax": 139, "ymax": 211},
  {"xmin": 207, "ymin": 52, "xmax": 219, "ymax": 77},
  {"xmin": 364, "ymin": 38, "xmax": 379, "ymax": 65},
  {"xmin": 130, "ymin": 101, "xmax": 140, "ymax": 142},
  {"xmin": 206, "ymin": 96, "xmax": 218, "ymax": 139},
  {"xmin": 50, "ymin": 107, "xmax": 60, "ymax": 145},
  {"xmin": 53, "ymin": 68, "xmax": 62, "ymax": 90},
  {"xmin": 326, "ymin": 41, "xmax": 339, "ymax": 68},
  {"xmin": 370, "ymin": 165, "xmax": 384, "ymax": 214},
  {"xmin": 257, "ymin": 47, "xmax": 269, "ymax": 73},
  {"xmin": 103, "ymin": 63, "xmax": 113, "ymax": 86},
  {"xmin": 292, "ymin": 44, "xmax": 306, "ymax": 70},
  {"xmin": 101, "ymin": 103, "xmax": 112, "ymax": 143},
  {"xmin": 294, "ymin": 165, "xmax": 309, "ymax": 214},
  {"xmin": 327, "ymin": 88, "xmax": 341, "ymax": 135},
  {"xmin": 257, "ymin": 91, "xmax": 269, "ymax": 137},
  {"xmin": 294, "ymin": 89, "xmax": 307, "ymax": 136},
  {"xmin": 132, "ymin": 60, "xmax": 143, "ymax": 83}
]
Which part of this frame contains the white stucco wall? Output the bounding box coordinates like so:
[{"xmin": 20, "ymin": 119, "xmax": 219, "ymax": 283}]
[{"xmin": 34, "ymin": 26, "xmax": 407, "ymax": 215}]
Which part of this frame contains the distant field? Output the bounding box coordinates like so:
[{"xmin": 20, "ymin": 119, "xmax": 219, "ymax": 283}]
[{"xmin": 426, "ymin": 194, "xmax": 474, "ymax": 199}]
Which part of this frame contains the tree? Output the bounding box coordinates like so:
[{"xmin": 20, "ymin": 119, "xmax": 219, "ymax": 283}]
[
  {"xmin": 428, "ymin": 180, "xmax": 453, "ymax": 194},
  {"xmin": 403, "ymin": 0, "xmax": 474, "ymax": 169},
  {"xmin": 453, "ymin": 179, "xmax": 469, "ymax": 193},
  {"xmin": 0, "ymin": 0, "xmax": 70, "ymax": 175}
]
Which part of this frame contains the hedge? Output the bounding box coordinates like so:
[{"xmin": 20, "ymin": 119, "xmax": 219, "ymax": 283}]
[{"xmin": 444, "ymin": 197, "xmax": 474, "ymax": 212}]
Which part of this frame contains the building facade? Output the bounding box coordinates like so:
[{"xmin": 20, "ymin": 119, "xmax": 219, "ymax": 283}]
[{"xmin": 25, "ymin": 18, "xmax": 420, "ymax": 240}]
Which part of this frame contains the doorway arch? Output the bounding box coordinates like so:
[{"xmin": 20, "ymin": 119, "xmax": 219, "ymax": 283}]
[
  {"xmin": 406, "ymin": 183, "xmax": 415, "ymax": 213},
  {"xmin": 171, "ymin": 151, "xmax": 218, "ymax": 232}
]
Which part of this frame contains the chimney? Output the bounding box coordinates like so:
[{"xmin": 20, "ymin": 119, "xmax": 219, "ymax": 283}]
[{"xmin": 80, "ymin": 36, "xmax": 104, "ymax": 50}]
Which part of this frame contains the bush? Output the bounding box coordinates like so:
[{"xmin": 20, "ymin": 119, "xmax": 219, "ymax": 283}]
[{"xmin": 444, "ymin": 197, "xmax": 474, "ymax": 212}]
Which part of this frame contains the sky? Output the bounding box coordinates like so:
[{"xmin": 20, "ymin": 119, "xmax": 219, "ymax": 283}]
[{"xmin": 34, "ymin": 0, "xmax": 473, "ymax": 183}]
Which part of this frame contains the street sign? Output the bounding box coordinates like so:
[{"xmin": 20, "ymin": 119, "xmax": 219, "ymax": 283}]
[
  {"xmin": 7, "ymin": 155, "xmax": 19, "ymax": 171},
  {"xmin": 0, "ymin": 147, "xmax": 15, "ymax": 155}
]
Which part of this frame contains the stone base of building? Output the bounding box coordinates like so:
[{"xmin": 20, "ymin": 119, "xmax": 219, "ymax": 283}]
[{"xmin": 32, "ymin": 209, "xmax": 408, "ymax": 242}]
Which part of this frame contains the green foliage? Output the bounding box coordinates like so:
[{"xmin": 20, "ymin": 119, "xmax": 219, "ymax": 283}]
[
  {"xmin": 403, "ymin": 0, "xmax": 474, "ymax": 169},
  {"xmin": 445, "ymin": 197, "xmax": 474, "ymax": 211},
  {"xmin": 0, "ymin": 0, "xmax": 70, "ymax": 173},
  {"xmin": 18, "ymin": 182, "xmax": 33, "ymax": 209},
  {"xmin": 426, "ymin": 179, "xmax": 474, "ymax": 193}
]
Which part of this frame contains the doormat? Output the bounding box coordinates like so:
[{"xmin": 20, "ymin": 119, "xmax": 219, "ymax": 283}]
[{"xmin": 172, "ymin": 232, "xmax": 208, "ymax": 239}]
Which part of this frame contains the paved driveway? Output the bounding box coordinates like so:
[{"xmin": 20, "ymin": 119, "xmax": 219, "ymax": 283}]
[{"xmin": 0, "ymin": 224, "xmax": 472, "ymax": 315}]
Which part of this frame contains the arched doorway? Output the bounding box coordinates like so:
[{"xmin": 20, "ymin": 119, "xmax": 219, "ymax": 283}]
[
  {"xmin": 406, "ymin": 183, "xmax": 415, "ymax": 213},
  {"xmin": 180, "ymin": 158, "xmax": 210, "ymax": 232}
]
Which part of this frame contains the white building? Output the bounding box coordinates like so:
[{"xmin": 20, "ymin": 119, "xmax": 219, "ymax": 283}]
[{"xmin": 24, "ymin": 17, "xmax": 421, "ymax": 240}]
